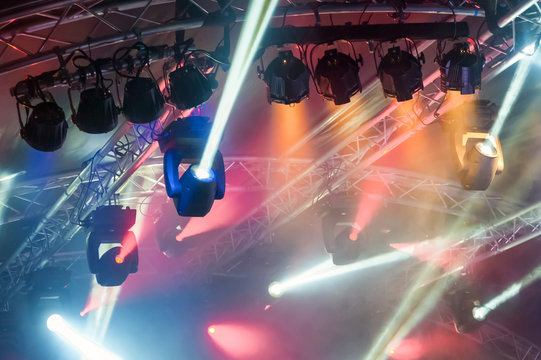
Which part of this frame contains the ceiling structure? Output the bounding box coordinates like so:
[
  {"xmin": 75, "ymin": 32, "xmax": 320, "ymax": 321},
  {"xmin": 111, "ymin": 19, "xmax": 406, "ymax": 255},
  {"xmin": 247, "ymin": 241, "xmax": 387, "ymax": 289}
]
[{"xmin": 0, "ymin": 1, "xmax": 541, "ymax": 359}]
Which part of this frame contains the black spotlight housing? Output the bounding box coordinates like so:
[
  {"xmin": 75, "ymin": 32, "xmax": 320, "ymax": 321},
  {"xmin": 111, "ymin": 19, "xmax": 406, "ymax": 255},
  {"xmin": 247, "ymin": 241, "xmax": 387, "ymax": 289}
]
[
  {"xmin": 315, "ymin": 49, "xmax": 362, "ymax": 105},
  {"xmin": 20, "ymin": 100, "xmax": 68, "ymax": 152},
  {"xmin": 159, "ymin": 116, "xmax": 226, "ymax": 217},
  {"xmin": 123, "ymin": 77, "xmax": 165, "ymax": 124},
  {"xmin": 439, "ymin": 42, "xmax": 484, "ymax": 94},
  {"xmin": 263, "ymin": 50, "xmax": 310, "ymax": 105},
  {"xmin": 448, "ymin": 286, "xmax": 484, "ymax": 334},
  {"xmin": 378, "ymin": 46, "xmax": 424, "ymax": 102},
  {"xmin": 86, "ymin": 206, "xmax": 138, "ymax": 286},
  {"xmin": 169, "ymin": 64, "xmax": 213, "ymax": 110},
  {"xmin": 73, "ymin": 88, "xmax": 118, "ymax": 134},
  {"xmin": 321, "ymin": 210, "xmax": 362, "ymax": 266}
]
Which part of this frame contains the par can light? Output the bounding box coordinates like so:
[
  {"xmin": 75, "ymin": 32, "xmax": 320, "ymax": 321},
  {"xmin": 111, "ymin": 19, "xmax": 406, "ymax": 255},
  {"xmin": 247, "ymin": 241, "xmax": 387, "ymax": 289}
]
[
  {"xmin": 315, "ymin": 49, "xmax": 362, "ymax": 105},
  {"xmin": 263, "ymin": 50, "xmax": 310, "ymax": 105},
  {"xmin": 169, "ymin": 64, "xmax": 213, "ymax": 110},
  {"xmin": 439, "ymin": 42, "xmax": 484, "ymax": 94},
  {"xmin": 378, "ymin": 47, "xmax": 423, "ymax": 102},
  {"xmin": 20, "ymin": 101, "xmax": 68, "ymax": 152},
  {"xmin": 122, "ymin": 77, "xmax": 165, "ymax": 124},
  {"xmin": 73, "ymin": 88, "xmax": 118, "ymax": 134}
]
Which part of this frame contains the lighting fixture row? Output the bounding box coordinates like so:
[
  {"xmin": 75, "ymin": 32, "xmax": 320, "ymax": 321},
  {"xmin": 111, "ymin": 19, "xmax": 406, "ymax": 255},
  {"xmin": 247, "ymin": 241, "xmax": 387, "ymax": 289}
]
[
  {"xmin": 262, "ymin": 41, "xmax": 484, "ymax": 106},
  {"xmin": 15, "ymin": 54, "xmax": 216, "ymax": 153}
]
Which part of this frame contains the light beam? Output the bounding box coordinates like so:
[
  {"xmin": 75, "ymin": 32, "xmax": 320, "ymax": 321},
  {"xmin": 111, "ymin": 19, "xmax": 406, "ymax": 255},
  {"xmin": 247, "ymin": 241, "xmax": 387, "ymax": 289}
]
[
  {"xmin": 473, "ymin": 264, "xmax": 541, "ymax": 321},
  {"xmin": 198, "ymin": 0, "xmax": 280, "ymax": 177},
  {"xmin": 47, "ymin": 314, "xmax": 123, "ymax": 360},
  {"xmin": 488, "ymin": 51, "xmax": 535, "ymax": 140},
  {"xmin": 268, "ymin": 251, "xmax": 409, "ymax": 298}
]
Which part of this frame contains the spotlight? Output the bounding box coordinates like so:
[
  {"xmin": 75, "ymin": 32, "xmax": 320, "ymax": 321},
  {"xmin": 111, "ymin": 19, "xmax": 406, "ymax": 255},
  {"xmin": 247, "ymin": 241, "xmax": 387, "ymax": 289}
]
[
  {"xmin": 122, "ymin": 77, "xmax": 165, "ymax": 124},
  {"xmin": 439, "ymin": 42, "xmax": 484, "ymax": 94},
  {"xmin": 321, "ymin": 211, "xmax": 362, "ymax": 266},
  {"xmin": 315, "ymin": 49, "xmax": 362, "ymax": 105},
  {"xmin": 263, "ymin": 50, "xmax": 310, "ymax": 105},
  {"xmin": 159, "ymin": 116, "xmax": 225, "ymax": 217},
  {"xmin": 19, "ymin": 96, "xmax": 68, "ymax": 152},
  {"xmin": 86, "ymin": 206, "xmax": 138, "ymax": 286},
  {"xmin": 168, "ymin": 64, "xmax": 213, "ymax": 110},
  {"xmin": 447, "ymin": 286, "xmax": 484, "ymax": 334},
  {"xmin": 378, "ymin": 46, "xmax": 424, "ymax": 102},
  {"xmin": 446, "ymin": 100, "xmax": 504, "ymax": 190},
  {"xmin": 72, "ymin": 88, "xmax": 118, "ymax": 134}
]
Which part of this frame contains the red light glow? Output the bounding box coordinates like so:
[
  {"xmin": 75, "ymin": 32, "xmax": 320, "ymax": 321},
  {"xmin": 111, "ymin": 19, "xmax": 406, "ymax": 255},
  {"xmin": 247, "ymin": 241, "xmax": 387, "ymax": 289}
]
[
  {"xmin": 207, "ymin": 323, "xmax": 276, "ymax": 360},
  {"xmin": 350, "ymin": 180, "xmax": 388, "ymax": 240},
  {"xmin": 115, "ymin": 255, "xmax": 124, "ymax": 264}
]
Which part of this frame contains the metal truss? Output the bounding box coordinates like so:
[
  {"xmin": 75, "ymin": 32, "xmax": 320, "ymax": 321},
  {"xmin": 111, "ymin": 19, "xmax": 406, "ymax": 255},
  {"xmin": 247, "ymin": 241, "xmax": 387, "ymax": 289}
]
[
  {"xmin": 177, "ymin": 25, "xmax": 530, "ymax": 279},
  {"xmin": 433, "ymin": 306, "xmax": 541, "ymax": 360},
  {"xmin": 0, "ymin": 1, "xmax": 487, "ymax": 74},
  {"xmin": 0, "ymin": 107, "xmax": 177, "ymax": 301},
  {"xmin": 23, "ymin": 160, "xmax": 521, "ymax": 273}
]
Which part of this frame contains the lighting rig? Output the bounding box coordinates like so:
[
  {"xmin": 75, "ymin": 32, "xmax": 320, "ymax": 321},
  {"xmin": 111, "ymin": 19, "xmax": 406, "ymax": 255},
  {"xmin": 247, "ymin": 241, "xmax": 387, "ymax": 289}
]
[
  {"xmin": 158, "ymin": 116, "xmax": 226, "ymax": 217},
  {"xmin": 442, "ymin": 100, "xmax": 504, "ymax": 191},
  {"xmin": 319, "ymin": 192, "xmax": 377, "ymax": 266},
  {"xmin": 86, "ymin": 206, "xmax": 138, "ymax": 287},
  {"xmin": 113, "ymin": 42, "xmax": 165, "ymax": 124},
  {"xmin": 437, "ymin": 40, "xmax": 485, "ymax": 95},
  {"xmin": 10, "ymin": 36, "xmax": 229, "ymax": 151},
  {"xmin": 376, "ymin": 43, "xmax": 424, "ymax": 102},
  {"xmin": 14, "ymin": 76, "xmax": 68, "ymax": 152},
  {"xmin": 258, "ymin": 21, "xmax": 472, "ymax": 105},
  {"xmin": 447, "ymin": 283, "xmax": 485, "ymax": 334}
]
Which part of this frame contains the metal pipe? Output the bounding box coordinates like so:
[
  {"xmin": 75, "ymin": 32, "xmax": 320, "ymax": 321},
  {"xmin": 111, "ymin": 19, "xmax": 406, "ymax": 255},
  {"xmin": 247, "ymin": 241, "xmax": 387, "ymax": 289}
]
[
  {"xmin": 0, "ymin": 0, "xmax": 80, "ymax": 24},
  {"xmin": 277, "ymin": 4, "xmax": 485, "ymax": 17},
  {"xmin": 0, "ymin": 17, "xmax": 205, "ymax": 75},
  {"xmin": 497, "ymin": 0, "xmax": 540, "ymax": 28},
  {"xmin": 0, "ymin": 4, "xmax": 485, "ymax": 75},
  {"xmin": 74, "ymin": 2, "xmax": 122, "ymax": 32}
]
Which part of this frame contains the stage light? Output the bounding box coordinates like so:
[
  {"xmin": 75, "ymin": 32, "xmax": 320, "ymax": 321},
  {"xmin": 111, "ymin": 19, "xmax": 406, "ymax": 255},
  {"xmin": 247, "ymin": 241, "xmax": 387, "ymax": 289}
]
[
  {"xmin": 445, "ymin": 100, "xmax": 504, "ymax": 190},
  {"xmin": 72, "ymin": 88, "xmax": 118, "ymax": 134},
  {"xmin": 19, "ymin": 96, "xmax": 68, "ymax": 152},
  {"xmin": 86, "ymin": 206, "xmax": 138, "ymax": 286},
  {"xmin": 47, "ymin": 314, "xmax": 123, "ymax": 360},
  {"xmin": 122, "ymin": 77, "xmax": 165, "ymax": 124},
  {"xmin": 159, "ymin": 116, "xmax": 225, "ymax": 217},
  {"xmin": 378, "ymin": 46, "xmax": 424, "ymax": 102},
  {"xmin": 472, "ymin": 264, "xmax": 541, "ymax": 321},
  {"xmin": 439, "ymin": 42, "xmax": 484, "ymax": 95},
  {"xmin": 263, "ymin": 50, "xmax": 310, "ymax": 105},
  {"xmin": 268, "ymin": 251, "xmax": 408, "ymax": 297},
  {"xmin": 321, "ymin": 210, "xmax": 362, "ymax": 265},
  {"xmin": 447, "ymin": 286, "xmax": 483, "ymax": 334},
  {"xmin": 168, "ymin": 64, "xmax": 213, "ymax": 110},
  {"xmin": 208, "ymin": 326, "xmax": 216, "ymax": 334},
  {"xmin": 314, "ymin": 49, "xmax": 362, "ymax": 105},
  {"xmin": 198, "ymin": 0, "xmax": 279, "ymax": 179},
  {"xmin": 268, "ymin": 281, "xmax": 284, "ymax": 298}
]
